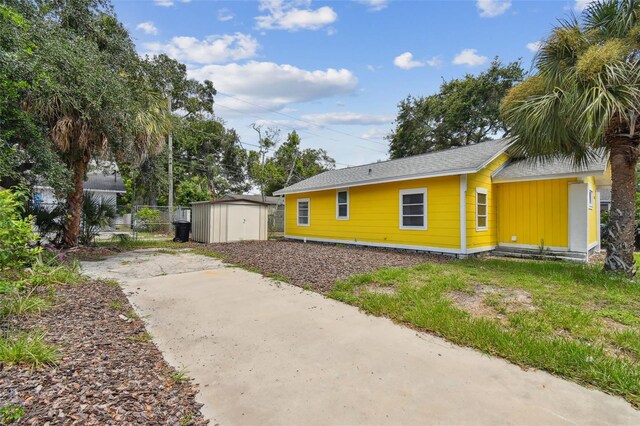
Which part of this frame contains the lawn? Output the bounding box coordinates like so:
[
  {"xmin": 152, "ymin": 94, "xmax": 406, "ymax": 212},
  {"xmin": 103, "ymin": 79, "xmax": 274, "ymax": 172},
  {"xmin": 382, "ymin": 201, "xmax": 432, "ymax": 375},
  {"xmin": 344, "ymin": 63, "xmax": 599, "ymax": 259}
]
[{"xmin": 329, "ymin": 258, "xmax": 640, "ymax": 408}]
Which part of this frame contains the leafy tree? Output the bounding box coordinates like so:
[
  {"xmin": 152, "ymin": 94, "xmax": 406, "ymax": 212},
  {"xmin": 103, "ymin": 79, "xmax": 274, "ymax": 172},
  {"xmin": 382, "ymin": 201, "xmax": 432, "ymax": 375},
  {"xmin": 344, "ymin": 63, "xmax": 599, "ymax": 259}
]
[
  {"xmin": 388, "ymin": 59, "xmax": 525, "ymax": 158},
  {"xmin": 257, "ymin": 130, "xmax": 335, "ymax": 196},
  {"xmin": 0, "ymin": 3, "xmax": 70, "ymax": 192},
  {"xmin": 5, "ymin": 0, "xmax": 171, "ymax": 246},
  {"xmin": 501, "ymin": 0, "xmax": 640, "ymax": 274},
  {"xmin": 175, "ymin": 176, "xmax": 211, "ymax": 206}
]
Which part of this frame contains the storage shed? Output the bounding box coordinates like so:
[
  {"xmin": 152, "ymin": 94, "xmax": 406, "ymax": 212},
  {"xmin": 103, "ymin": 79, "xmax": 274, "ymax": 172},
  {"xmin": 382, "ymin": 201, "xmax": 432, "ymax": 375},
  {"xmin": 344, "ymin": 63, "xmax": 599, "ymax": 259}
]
[{"xmin": 191, "ymin": 198, "xmax": 269, "ymax": 243}]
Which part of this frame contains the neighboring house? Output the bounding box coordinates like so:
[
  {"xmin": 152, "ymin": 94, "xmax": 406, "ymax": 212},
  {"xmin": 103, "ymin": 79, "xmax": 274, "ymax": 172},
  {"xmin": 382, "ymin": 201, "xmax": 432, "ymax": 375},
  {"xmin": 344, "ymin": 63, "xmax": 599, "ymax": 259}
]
[
  {"xmin": 274, "ymin": 139, "xmax": 610, "ymax": 262},
  {"xmin": 33, "ymin": 172, "xmax": 126, "ymax": 208}
]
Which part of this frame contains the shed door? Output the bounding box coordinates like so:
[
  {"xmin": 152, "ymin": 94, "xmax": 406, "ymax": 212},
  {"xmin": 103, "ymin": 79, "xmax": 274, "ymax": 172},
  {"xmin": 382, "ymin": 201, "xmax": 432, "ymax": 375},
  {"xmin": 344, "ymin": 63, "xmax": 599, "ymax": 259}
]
[{"xmin": 227, "ymin": 205, "xmax": 260, "ymax": 241}]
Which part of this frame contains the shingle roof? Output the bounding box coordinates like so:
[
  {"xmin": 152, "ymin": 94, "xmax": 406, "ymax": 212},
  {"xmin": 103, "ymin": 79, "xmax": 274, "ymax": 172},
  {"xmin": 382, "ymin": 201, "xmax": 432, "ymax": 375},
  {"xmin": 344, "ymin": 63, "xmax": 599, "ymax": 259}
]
[
  {"xmin": 219, "ymin": 194, "xmax": 283, "ymax": 205},
  {"xmin": 273, "ymin": 138, "xmax": 512, "ymax": 195},
  {"xmin": 492, "ymin": 152, "xmax": 608, "ymax": 182},
  {"xmin": 84, "ymin": 173, "xmax": 125, "ymax": 192}
]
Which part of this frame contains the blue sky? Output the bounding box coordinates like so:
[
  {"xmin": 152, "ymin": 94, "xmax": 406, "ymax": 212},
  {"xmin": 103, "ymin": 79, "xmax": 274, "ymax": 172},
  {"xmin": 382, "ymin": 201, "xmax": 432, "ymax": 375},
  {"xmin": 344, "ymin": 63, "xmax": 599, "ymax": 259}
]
[{"xmin": 113, "ymin": 0, "xmax": 592, "ymax": 167}]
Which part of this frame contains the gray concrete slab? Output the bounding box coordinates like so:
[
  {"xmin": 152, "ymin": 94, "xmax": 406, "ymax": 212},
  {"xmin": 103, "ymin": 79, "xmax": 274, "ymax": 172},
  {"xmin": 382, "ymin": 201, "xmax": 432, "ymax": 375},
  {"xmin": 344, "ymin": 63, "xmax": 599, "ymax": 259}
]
[{"xmin": 82, "ymin": 251, "xmax": 640, "ymax": 425}]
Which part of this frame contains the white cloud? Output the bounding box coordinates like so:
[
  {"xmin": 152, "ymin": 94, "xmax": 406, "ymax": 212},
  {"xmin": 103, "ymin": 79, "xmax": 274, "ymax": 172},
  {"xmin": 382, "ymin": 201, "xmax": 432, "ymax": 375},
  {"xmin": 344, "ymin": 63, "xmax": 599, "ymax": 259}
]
[
  {"xmin": 367, "ymin": 64, "xmax": 382, "ymax": 72},
  {"xmin": 189, "ymin": 61, "xmax": 358, "ymax": 112},
  {"xmin": 393, "ymin": 52, "xmax": 440, "ymax": 70},
  {"xmin": 574, "ymin": 0, "xmax": 593, "ymax": 11},
  {"xmin": 301, "ymin": 112, "xmax": 394, "ymax": 126},
  {"xmin": 255, "ymin": 0, "xmax": 337, "ymax": 31},
  {"xmin": 476, "ymin": 0, "xmax": 511, "ymax": 17},
  {"xmin": 136, "ymin": 21, "xmax": 159, "ymax": 35},
  {"xmin": 393, "ymin": 52, "xmax": 424, "ymax": 70},
  {"xmin": 527, "ymin": 41, "xmax": 543, "ymax": 52},
  {"xmin": 355, "ymin": 0, "xmax": 388, "ymax": 12},
  {"xmin": 143, "ymin": 33, "xmax": 259, "ymax": 64},
  {"xmin": 452, "ymin": 48, "xmax": 488, "ymax": 66},
  {"xmin": 154, "ymin": 0, "xmax": 174, "ymax": 7},
  {"xmin": 425, "ymin": 56, "xmax": 443, "ymax": 67},
  {"xmin": 361, "ymin": 127, "xmax": 390, "ymax": 141},
  {"xmin": 218, "ymin": 8, "xmax": 234, "ymax": 22}
]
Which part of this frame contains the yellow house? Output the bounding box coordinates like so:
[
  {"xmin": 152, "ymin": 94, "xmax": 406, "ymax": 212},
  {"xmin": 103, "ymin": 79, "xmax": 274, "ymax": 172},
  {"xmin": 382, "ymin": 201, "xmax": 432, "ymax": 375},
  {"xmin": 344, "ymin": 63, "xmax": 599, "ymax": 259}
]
[{"xmin": 273, "ymin": 139, "xmax": 610, "ymax": 261}]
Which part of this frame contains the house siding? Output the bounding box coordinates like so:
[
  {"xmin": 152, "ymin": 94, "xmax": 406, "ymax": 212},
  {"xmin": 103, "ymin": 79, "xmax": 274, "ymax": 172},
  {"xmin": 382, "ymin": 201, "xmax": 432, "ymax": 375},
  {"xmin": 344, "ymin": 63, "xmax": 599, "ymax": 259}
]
[
  {"xmin": 466, "ymin": 153, "xmax": 509, "ymax": 250},
  {"xmin": 495, "ymin": 178, "xmax": 574, "ymax": 249},
  {"xmin": 586, "ymin": 176, "xmax": 598, "ymax": 245},
  {"xmin": 285, "ymin": 175, "xmax": 461, "ymax": 250}
]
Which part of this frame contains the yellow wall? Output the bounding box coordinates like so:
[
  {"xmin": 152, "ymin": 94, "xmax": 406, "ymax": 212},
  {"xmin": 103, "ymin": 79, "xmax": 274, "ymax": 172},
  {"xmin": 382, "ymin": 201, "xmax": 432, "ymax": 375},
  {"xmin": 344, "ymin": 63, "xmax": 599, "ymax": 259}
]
[
  {"xmin": 495, "ymin": 178, "xmax": 574, "ymax": 249},
  {"xmin": 466, "ymin": 154, "xmax": 509, "ymax": 249},
  {"xmin": 586, "ymin": 176, "xmax": 598, "ymax": 245},
  {"xmin": 285, "ymin": 175, "xmax": 461, "ymax": 250}
]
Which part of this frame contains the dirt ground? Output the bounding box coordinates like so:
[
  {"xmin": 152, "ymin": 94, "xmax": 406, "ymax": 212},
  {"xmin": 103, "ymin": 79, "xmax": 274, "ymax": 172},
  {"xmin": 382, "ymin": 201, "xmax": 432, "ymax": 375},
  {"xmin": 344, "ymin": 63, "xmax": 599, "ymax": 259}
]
[
  {"xmin": 204, "ymin": 239, "xmax": 447, "ymax": 291},
  {"xmin": 0, "ymin": 279, "xmax": 207, "ymax": 425}
]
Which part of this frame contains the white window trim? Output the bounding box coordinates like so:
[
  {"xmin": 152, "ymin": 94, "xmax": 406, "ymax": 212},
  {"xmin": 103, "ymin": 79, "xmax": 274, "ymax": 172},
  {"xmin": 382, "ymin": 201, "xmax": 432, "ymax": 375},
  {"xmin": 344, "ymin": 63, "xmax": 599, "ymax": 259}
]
[
  {"xmin": 336, "ymin": 189, "xmax": 349, "ymax": 220},
  {"xmin": 399, "ymin": 188, "xmax": 427, "ymax": 230},
  {"xmin": 588, "ymin": 188, "xmax": 594, "ymax": 210},
  {"xmin": 476, "ymin": 187, "xmax": 488, "ymax": 231},
  {"xmin": 297, "ymin": 198, "xmax": 310, "ymax": 227}
]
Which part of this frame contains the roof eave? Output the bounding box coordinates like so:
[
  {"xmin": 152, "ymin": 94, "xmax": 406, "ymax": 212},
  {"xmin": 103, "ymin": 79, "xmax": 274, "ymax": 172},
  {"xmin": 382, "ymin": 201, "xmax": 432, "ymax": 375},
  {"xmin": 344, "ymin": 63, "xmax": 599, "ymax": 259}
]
[
  {"xmin": 493, "ymin": 169, "xmax": 607, "ymax": 184},
  {"xmin": 273, "ymin": 167, "xmax": 478, "ymax": 196}
]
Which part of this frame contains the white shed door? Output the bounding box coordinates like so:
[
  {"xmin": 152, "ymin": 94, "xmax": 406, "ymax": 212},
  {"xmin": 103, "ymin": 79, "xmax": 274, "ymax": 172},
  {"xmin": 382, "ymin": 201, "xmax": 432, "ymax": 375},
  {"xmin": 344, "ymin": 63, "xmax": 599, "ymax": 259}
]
[{"xmin": 227, "ymin": 205, "xmax": 260, "ymax": 241}]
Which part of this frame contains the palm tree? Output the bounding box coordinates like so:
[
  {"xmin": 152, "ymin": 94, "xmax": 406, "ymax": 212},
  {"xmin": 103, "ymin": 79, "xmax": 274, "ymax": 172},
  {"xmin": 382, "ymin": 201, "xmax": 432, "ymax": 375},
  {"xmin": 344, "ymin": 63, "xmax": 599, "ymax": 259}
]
[{"xmin": 501, "ymin": 0, "xmax": 640, "ymax": 274}]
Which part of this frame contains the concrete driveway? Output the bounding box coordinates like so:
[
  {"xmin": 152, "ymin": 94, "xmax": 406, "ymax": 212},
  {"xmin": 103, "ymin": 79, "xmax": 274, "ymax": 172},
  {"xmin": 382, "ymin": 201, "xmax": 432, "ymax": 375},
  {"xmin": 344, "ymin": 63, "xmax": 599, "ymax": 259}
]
[{"xmin": 82, "ymin": 250, "xmax": 640, "ymax": 425}]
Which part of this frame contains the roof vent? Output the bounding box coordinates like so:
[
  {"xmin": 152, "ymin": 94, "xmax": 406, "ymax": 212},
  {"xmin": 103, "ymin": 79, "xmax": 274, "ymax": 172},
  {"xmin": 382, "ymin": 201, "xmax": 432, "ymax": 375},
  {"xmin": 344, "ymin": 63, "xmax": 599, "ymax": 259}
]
[{"xmin": 368, "ymin": 167, "xmax": 372, "ymax": 175}]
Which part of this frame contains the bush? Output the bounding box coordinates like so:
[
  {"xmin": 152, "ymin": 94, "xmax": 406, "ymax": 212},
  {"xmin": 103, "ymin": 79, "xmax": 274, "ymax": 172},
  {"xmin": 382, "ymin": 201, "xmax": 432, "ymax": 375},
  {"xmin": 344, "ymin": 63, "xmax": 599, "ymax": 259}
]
[
  {"xmin": 135, "ymin": 207, "xmax": 162, "ymax": 232},
  {"xmin": 0, "ymin": 189, "xmax": 41, "ymax": 269},
  {"xmin": 80, "ymin": 192, "xmax": 116, "ymax": 245}
]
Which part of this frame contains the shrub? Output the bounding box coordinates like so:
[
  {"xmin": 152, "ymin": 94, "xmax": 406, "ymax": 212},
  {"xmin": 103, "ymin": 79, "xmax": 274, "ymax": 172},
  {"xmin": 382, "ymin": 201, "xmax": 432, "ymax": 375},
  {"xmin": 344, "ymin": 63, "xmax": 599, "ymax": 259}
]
[
  {"xmin": 80, "ymin": 192, "xmax": 116, "ymax": 245},
  {"xmin": 135, "ymin": 207, "xmax": 162, "ymax": 232},
  {"xmin": 0, "ymin": 189, "xmax": 41, "ymax": 269}
]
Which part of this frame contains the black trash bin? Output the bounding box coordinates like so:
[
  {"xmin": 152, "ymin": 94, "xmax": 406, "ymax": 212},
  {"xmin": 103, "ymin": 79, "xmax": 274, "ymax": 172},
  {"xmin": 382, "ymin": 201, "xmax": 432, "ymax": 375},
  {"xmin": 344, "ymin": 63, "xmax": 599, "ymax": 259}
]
[{"xmin": 172, "ymin": 220, "xmax": 191, "ymax": 243}]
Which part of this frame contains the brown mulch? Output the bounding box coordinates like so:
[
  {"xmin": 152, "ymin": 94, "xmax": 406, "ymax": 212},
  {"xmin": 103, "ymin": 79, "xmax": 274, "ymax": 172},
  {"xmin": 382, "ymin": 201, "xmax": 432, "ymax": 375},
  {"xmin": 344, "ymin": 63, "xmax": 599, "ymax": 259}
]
[
  {"xmin": 0, "ymin": 281, "xmax": 207, "ymax": 425},
  {"xmin": 205, "ymin": 240, "xmax": 449, "ymax": 292}
]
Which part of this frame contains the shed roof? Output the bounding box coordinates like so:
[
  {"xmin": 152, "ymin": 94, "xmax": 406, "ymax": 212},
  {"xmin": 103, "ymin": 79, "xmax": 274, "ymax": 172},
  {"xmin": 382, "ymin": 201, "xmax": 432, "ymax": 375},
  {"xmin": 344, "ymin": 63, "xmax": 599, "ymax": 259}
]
[
  {"xmin": 191, "ymin": 198, "xmax": 270, "ymax": 206},
  {"xmin": 219, "ymin": 194, "xmax": 283, "ymax": 205},
  {"xmin": 492, "ymin": 152, "xmax": 609, "ymax": 183},
  {"xmin": 273, "ymin": 138, "xmax": 512, "ymax": 195}
]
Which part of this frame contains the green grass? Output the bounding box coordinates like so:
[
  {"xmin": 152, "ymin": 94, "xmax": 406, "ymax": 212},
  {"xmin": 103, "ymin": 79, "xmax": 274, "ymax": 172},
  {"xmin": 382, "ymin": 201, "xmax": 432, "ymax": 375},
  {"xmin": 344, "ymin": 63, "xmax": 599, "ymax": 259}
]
[
  {"xmin": 0, "ymin": 331, "xmax": 60, "ymax": 367},
  {"xmin": 110, "ymin": 300, "xmax": 124, "ymax": 310},
  {"xmin": 329, "ymin": 258, "xmax": 640, "ymax": 407},
  {"xmin": 166, "ymin": 367, "xmax": 190, "ymax": 385},
  {"xmin": 128, "ymin": 332, "xmax": 153, "ymax": 343},
  {"xmin": 0, "ymin": 292, "xmax": 49, "ymax": 317},
  {"xmin": 179, "ymin": 413, "xmax": 194, "ymax": 426},
  {"xmin": 0, "ymin": 403, "xmax": 25, "ymax": 424},
  {"xmin": 189, "ymin": 248, "xmax": 225, "ymax": 259}
]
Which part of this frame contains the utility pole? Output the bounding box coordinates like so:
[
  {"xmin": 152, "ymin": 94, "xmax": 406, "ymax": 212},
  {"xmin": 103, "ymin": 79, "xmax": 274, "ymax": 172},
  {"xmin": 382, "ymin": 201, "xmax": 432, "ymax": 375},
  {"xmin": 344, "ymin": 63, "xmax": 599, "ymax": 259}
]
[{"xmin": 167, "ymin": 96, "xmax": 173, "ymax": 222}]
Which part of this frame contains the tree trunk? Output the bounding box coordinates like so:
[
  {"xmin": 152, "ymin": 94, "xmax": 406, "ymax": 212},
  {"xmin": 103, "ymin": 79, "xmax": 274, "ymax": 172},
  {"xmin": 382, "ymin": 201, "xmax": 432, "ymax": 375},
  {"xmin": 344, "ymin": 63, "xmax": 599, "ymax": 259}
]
[
  {"xmin": 604, "ymin": 137, "xmax": 638, "ymax": 275},
  {"xmin": 62, "ymin": 155, "xmax": 89, "ymax": 247}
]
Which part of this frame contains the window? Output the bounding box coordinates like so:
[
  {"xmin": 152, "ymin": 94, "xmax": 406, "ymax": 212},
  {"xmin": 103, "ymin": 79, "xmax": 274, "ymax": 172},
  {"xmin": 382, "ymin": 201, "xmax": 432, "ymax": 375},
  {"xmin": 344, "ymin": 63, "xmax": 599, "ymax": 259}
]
[
  {"xmin": 297, "ymin": 198, "xmax": 310, "ymax": 226},
  {"xmin": 476, "ymin": 188, "xmax": 488, "ymax": 231},
  {"xmin": 336, "ymin": 190, "xmax": 349, "ymax": 220},
  {"xmin": 399, "ymin": 189, "xmax": 427, "ymax": 230},
  {"xmin": 588, "ymin": 188, "xmax": 594, "ymax": 209}
]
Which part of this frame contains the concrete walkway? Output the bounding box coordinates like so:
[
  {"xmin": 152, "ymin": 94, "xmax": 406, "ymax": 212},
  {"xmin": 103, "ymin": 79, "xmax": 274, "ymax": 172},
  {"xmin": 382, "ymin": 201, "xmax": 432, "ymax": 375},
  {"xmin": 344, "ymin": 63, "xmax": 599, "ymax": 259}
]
[{"xmin": 82, "ymin": 250, "xmax": 640, "ymax": 425}]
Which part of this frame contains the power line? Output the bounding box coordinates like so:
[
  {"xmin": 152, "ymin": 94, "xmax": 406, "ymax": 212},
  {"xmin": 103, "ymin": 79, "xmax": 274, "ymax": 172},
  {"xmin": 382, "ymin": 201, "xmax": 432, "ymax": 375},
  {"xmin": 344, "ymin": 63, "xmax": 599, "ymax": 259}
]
[
  {"xmin": 216, "ymin": 91, "xmax": 390, "ymax": 147},
  {"xmin": 214, "ymin": 103, "xmax": 387, "ymax": 154}
]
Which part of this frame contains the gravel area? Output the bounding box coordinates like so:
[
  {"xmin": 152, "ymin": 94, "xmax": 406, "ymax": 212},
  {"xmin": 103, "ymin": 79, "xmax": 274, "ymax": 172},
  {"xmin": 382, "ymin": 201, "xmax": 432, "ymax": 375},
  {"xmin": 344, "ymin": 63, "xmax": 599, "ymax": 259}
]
[
  {"xmin": 205, "ymin": 240, "xmax": 448, "ymax": 292},
  {"xmin": 0, "ymin": 280, "xmax": 207, "ymax": 425}
]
